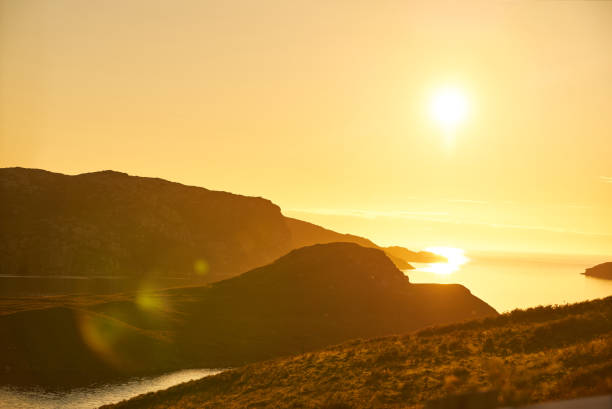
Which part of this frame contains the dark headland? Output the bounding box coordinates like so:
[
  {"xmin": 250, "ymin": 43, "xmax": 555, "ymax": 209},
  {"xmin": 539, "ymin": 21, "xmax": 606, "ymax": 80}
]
[{"xmin": 584, "ymin": 262, "xmax": 612, "ymax": 280}]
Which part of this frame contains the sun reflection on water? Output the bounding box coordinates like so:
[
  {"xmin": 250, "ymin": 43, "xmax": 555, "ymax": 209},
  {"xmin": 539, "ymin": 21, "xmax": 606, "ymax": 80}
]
[{"xmin": 421, "ymin": 247, "xmax": 469, "ymax": 275}]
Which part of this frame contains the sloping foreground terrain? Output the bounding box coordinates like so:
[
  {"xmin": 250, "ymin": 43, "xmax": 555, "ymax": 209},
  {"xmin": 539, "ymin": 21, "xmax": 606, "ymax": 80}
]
[
  {"xmin": 0, "ymin": 167, "xmax": 438, "ymax": 291},
  {"xmin": 103, "ymin": 296, "xmax": 612, "ymax": 409},
  {"xmin": 0, "ymin": 243, "xmax": 495, "ymax": 387}
]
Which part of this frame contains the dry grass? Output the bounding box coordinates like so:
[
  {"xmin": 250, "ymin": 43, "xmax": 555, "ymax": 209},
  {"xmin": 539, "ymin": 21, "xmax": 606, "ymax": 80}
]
[{"xmin": 105, "ymin": 297, "xmax": 612, "ymax": 409}]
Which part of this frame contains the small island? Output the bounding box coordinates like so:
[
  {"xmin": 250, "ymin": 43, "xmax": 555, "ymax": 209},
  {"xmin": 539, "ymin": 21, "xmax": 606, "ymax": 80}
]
[{"xmin": 583, "ymin": 262, "xmax": 612, "ymax": 280}]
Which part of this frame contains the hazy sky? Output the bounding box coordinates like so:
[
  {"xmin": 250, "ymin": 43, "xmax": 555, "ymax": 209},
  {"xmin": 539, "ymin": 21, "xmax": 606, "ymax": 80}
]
[{"xmin": 1, "ymin": 0, "xmax": 611, "ymax": 255}]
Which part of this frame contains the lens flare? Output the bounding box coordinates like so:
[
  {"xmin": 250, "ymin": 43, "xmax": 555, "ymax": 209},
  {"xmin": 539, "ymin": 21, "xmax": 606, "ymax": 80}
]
[
  {"xmin": 77, "ymin": 310, "xmax": 125, "ymax": 368},
  {"xmin": 136, "ymin": 290, "xmax": 165, "ymax": 312},
  {"xmin": 193, "ymin": 258, "xmax": 210, "ymax": 276}
]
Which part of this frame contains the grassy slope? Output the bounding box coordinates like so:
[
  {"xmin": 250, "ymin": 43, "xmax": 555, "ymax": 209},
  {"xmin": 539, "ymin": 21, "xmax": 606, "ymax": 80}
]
[{"xmin": 105, "ymin": 297, "xmax": 612, "ymax": 409}]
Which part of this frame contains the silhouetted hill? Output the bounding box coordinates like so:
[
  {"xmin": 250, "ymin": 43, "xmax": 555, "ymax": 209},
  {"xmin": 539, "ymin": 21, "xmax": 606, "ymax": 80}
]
[
  {"xmin": 584, "ymin": 262, "xmax": 612, "ymax": 280},
  {"xmin": 103, "ymin": 296, "xmax": 612, "ymax": 409},
  {"xmin": 0, "ymin": 168, "xmax": 428, "ymax": 291},
  {"xmin": 0, "ymin": 243, "xmax": 496, "ymax": 387},
  {"xmin": 0, "ymin": 167, "xmax": 292, "ymax": 283}
]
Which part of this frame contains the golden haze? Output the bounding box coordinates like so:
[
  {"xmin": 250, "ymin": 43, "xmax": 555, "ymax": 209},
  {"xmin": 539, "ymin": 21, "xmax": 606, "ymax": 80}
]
[{"xmin": 1, "ymin": 0, "xmax": 611, "ymax": 255}]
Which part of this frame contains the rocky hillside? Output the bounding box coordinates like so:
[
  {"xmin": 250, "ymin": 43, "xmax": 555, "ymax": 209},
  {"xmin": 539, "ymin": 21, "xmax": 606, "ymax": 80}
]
[
  {"xmin": 0, "ymin": 243, "xmax": 496, "ymax": 387},
  {"xmin": 104, "ymin": 296, "xmax": 612, "ymax": 409},
  {"xmin": 0, "ymin": 167, "xmax": 292, "ymax": 282}
]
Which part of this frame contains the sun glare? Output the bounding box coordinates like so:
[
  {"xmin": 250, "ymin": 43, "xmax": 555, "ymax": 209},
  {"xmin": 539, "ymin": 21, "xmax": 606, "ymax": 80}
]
[
  {"xmin": 423, "ymin": 246, "xmax": 469, "ymax": 275},
  {"xmin": 429, "ymin": 87, "xmax": 469, "ymax": 130}
]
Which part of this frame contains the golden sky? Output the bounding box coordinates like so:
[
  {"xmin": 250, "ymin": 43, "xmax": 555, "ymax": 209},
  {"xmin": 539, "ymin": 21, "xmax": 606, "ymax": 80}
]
[{"xmin": 1, "ymin": 0, "xmax": 611, "ymax": 255}]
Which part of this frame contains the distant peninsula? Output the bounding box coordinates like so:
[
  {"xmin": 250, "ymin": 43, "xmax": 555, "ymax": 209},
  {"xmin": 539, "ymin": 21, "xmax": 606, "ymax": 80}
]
[{"xmin": 583, "ymin": 262, "xmax": 612, "ymax": 280}]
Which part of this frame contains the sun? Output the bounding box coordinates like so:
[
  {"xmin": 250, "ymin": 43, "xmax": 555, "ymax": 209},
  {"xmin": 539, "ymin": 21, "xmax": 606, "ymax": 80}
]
[{"xmin": 429, "ymin": 87, "xmax": 469, "ymax": 130}]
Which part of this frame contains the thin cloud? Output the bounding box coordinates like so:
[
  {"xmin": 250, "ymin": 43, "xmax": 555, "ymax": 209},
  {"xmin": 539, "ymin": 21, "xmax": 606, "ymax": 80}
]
[
  {"xmin": 286, "ymin": 207, "xmax": 612, "ymax": 238},
  {"xmin": 562, "ymin": 203, "xmax": 593, "ymax": 210},
  {"xmin": 600, "ymin": 176, "xmax": 612, "ymax": 184},
  {"xmin": 485, "ymin": 222, "xmax": 612, "ymax": 238},
  {"xmin": 447, "ymin": 199, "xmax": 488, "ymax": 204},
  {"xmin": 287, "ymin": 208, "xmax": 449, "ymax": 220}
]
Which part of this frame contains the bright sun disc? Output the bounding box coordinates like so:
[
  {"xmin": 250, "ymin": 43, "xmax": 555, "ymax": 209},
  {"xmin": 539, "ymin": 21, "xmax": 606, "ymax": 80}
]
[{"xmin": 430, "ymin": 88, "xmax": 469, "ymax": 129}]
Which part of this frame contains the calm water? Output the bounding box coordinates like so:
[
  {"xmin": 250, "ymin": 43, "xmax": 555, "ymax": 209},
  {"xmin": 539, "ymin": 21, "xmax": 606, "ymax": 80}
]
[
  {"xmin": 407, "ymin": 250, "xmax": 612, "ymax": 312},
  {"xmin": 0, "ymin": 369, "xmax": 222, "ymax": 409}
]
